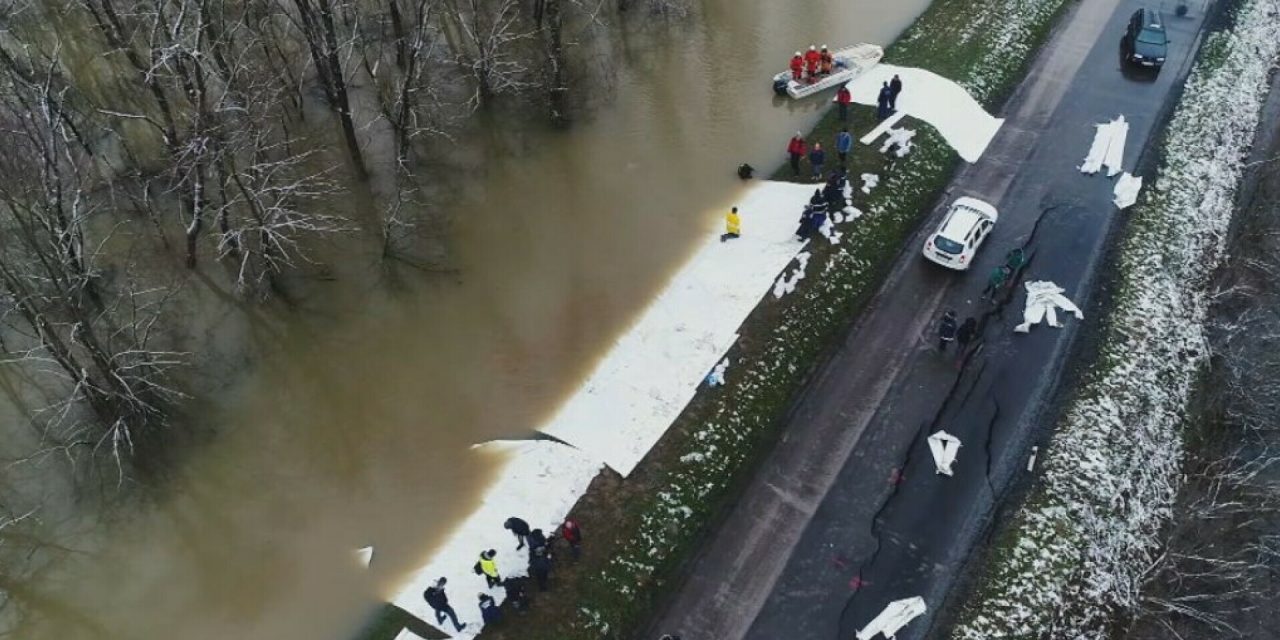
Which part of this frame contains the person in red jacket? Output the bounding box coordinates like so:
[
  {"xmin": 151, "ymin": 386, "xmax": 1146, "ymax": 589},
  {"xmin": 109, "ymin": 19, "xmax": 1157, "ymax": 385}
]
[
  {"xmin": 836, "ymin": 84, "xmax": 852, "ymax": 121},
  {"xmin": 820, "ymin": 45, "xmax": 834, "ymax": 75},
  {"xmin": 804, "ymin": 45, "xmax": 821, "ymax": 82},
  {"xmin": 787, "ymin": 133, "xmax": 806, "ymax": 177},
  {"xmin": 561, "ymin": 518, "xmax": 583, "ymax": 559},
  {"xmin": 789, "ymin": 51, "xmax": 804, "ymax": 81}
]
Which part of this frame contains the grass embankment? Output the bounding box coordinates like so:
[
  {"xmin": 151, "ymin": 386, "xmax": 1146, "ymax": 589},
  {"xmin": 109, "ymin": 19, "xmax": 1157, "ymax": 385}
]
[
  {"xmin": 950, "ymin": 1, "xmax": 1280, "ymax": 637},
  {"xmin": 472, "ymin": 0, "xmax": 1076, "ymax": 638},
  {"xmin": 357, "ymin": 1, "xmax": 1074, "ymax": 638}
]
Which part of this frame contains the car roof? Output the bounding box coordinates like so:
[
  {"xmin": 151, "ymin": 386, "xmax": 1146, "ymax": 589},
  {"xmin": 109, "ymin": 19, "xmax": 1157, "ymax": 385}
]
[
  {"xmin": 940, "ymin": 205, "xmax": 983, "ymax": 238},
  {"xmin": 1139, "ymin": 8, "xmax": 1164, "ymax": 28}
]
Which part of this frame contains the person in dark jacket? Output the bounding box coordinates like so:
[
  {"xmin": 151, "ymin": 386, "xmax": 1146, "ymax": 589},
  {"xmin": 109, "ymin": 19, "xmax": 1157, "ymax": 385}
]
[
  {"xmin": 527, "ymin": 528, "xmax": 548, "ymax": 556},
  {"xmin": 504, "ymin": 516, "xmax": 531, "ymax": 550},
  {"xmin": 808, "ymin": 189, "xmax": 828, "ymax": 234},
  {"xmin": 787, "ymin": 133, "xmax": 806, "ymax": 177},
  {"xmin": 424, "ymin": 578, "xmax": 467, "ymax": 632},
  {"xmin": 560, "ymin": 518, "xmax": 583, "ymax": 560},
  {"xmin": 938, "ymin": 310, "xmax": 958, "ymax": 352},
  {"xmin": 529, "ymin": 547, "xmax": 553, "ymax": 591},
  {"xmin": 823, "ymin": 176, "xmax": 845, "ymax": 213},
  {"xmin": 478, "ymin": 593, "xmax": 502, "ymax": 624},
  {"xmin": 503, "ymin": 578, "xmax": 530, "ymax": 612},
  {"xmin": 876, "ymin": 82, "xmax": 892, "ymax": 120},
  {"xmin": 889, "ymin": 74, "xmax": 904, "ymax": 111},
  {"xmin": 808, "ymin": 143, "xmax": 825, "ymax": 181},
  {"xmin": 795, "ymin": 206, "xmax": 816, "ymax": 240}
]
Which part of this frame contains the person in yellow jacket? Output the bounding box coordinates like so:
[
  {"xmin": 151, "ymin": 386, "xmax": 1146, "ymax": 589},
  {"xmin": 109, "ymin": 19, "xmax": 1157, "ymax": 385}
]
[
  {"xmin": 721, "ymin": 207, "xmax": 741, "ymax": 242},
  {"xmin": 476, "ymin": 549, "xmax": 501, "ymax": 588}
]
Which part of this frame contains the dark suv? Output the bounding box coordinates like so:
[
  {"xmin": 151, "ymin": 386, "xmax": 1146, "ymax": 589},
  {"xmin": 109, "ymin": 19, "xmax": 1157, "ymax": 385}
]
[{"xmin": 1122, "ymin": 8, "xmax": 1168, "ymax": 70}]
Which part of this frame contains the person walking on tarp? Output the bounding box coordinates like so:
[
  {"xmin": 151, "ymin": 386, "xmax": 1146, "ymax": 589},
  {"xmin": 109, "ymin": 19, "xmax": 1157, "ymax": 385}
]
[
  {"xmin": 529, "ymin": 547, "xmax": 553, "ymax": 591},
  {"xmin": 424, "ymin": 578, "xmax": 467, "ymax": 632},
  {"xmin": 804, "ymin": 45, "xmax": 822, "ymax": 82},
  {"xmin": 938, "ymin": 310, "xmax": 958, "ymax": 352},
  {"xmin": 560, "ymin": 518, "xmax": 583, "ymax": 560},
  {"xmin": 889, "ymin": 74, "xmax": 904, "ymax": 112},
  {"xmin": 476, "ymin": 549, "xmax": 501, "ymax": 588},
  {"xmin": 807, "ymin": 189, "xmax": 828, "ymax": 235},
  {"xmin": 790, "ymin": 51, "xmax": 804, "ymax": 81},
  {"xmin": 478, "ymin": 593, "xmax": 502, "ymax": 624},
  {"xmin": 836, "ymin": 127, "xmax": 853, "ymax": 165},
  {"xmin": 787, "ymin": 133, "xmax": 806, "ymax": 177},
  {"xmin": 504, "ymin": 516, "xmax": 531, "ymax": 550},
  {"xmin": 836, "ymin": 84, "xmax": 853, "ymax": 121},
  {"xmin": 876, "ymin": 82, "xmax": 892, "ymax": 120},
  {"xmin": 808, "ymin": 143, "xmax": 825, "ymax": 181},
  {"xmin": 722, "ymin": 207, "xmax": 741, "ymax": 242}
]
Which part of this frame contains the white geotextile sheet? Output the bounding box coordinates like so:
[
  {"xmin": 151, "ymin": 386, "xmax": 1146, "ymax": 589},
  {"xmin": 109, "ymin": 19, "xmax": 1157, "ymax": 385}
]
[
  {"xmin": 537, "ymin": 182, "xmax": 817, "ymax": 476},
  {"xmin": 857, "ymin": 596, "xmax": 927, "ymax": 640},
  {"xmin": 927, "ymin": 430, "xmax": 962, "ymax": 476},
  {"xmin": 1014, "ymin": 281, "xmax": 1083, "ymax": 333},
  {"xmin": 1080, "ymin": 115, "xmax": 1129, "ymax": 176},
  {"xmin": 392, "ymin": 440, "xmax": 602, "ymax": 638},
  {"xmin": 1113, "ymin": 172, "xmax": 1143, "ymax": 208},
  {"xmin": 842, "ymin": 65, "xmax": 1003, "ymax": 162}
]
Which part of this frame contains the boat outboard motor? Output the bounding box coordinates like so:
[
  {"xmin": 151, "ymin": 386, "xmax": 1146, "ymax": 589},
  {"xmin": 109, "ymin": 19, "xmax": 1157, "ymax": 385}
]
[{"xmin": 772, "ymin": 77, "xmax": 789, "ymax": 95}]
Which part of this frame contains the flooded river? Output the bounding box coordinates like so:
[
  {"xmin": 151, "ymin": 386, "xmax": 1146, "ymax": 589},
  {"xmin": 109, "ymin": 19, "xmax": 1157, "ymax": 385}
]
[{"xmin": 15, "ymin": 0, "xmax": 929, "ymax": 638}]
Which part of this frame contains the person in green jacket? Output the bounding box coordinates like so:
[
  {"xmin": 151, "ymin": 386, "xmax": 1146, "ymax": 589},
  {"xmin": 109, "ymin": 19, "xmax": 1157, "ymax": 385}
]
[{"xmin": 477, "ymin": 549, "xmax": 501, "ymax": 588}]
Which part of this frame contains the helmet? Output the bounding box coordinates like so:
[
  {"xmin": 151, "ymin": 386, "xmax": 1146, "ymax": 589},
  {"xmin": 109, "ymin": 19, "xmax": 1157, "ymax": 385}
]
[
  {"xmin": 822, "ymin": 44, "xmax": 828, "ymax": 49},
  {"xmin": 795, "ymin": 51, "xmax": 802, "ymax": 56},
  {"xmin": 809, "ymin": 45, "xmax": 816, "ymax": 51}
]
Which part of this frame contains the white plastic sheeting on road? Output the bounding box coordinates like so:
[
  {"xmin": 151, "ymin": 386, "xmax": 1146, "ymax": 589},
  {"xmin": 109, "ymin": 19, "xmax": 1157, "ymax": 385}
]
[
  {"xmin": 856, "ymin": 596, "xmax": 928, "ymax": 640},
  {"xmin": 1080, "ymin": 115, "xmax": 1128, "ymax": 176},
  {"xmin": 927, "ymin": 431, "xmax": 962, "ymax": 476},
  {"xmin": 1113, "ymin": 172, "xmax": 1143, "ymax": 208},
  {"xmin": 1014, "ymin": 281, "xmax": 1084, "ymax": 333},
  {"xmin": 538, "ymin": 182, "xmax": 815, "ymax": 475},
  {"xmin": 843, "ymin": 65, "xmax": 1003, "ymax": 162},
  {"xmin": 392, "ymin": 440, "xmax": 603, "ymax": 638}
]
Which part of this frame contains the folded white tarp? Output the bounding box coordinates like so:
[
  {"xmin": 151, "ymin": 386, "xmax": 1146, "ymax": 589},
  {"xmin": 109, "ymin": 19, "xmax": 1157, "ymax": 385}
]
[
  {"xmin": 843, "ymin": 65, "xmax": 1003, "ymax": 162},
  {"xmin": 927, "ymin": 430, "xmax": 962, "ymax": 476},
  {"xmin": 1014, "ymin": 281, "xmax": 1083, "ymax": 333},
  {"xmin": 1113, "ymin": 172, "xmax": 1143, "ymax": 208},
  {"xmin": 856, "ymin": 596, "xmax": 928, "ymax": 640},
  {"xmin": 1080, "ymin": 115, "xmax": 1128, "ymax": 176}
]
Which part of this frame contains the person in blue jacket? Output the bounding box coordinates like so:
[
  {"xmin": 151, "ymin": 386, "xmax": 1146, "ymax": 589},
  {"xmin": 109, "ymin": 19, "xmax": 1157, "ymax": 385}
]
[{"xmin": 836, "ymin": 128, "xmax": 854, "ymax": 165}]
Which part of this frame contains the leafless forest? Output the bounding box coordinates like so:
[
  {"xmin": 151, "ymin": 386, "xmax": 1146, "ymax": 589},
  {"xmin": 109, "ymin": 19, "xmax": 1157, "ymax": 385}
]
[{"xmin": 0, "ymin": 0, "xmax": 685, "ymax": 628}]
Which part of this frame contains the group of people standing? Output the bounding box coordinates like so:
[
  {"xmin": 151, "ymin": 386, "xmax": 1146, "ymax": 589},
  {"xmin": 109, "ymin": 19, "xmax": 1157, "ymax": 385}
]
[
  {"xmin": 789, "ymin": 44, "xmax": 836, "ymax": 83},
  {"xmin": 787, "ymin": 127, "xmax": 856, "ymax": 181},
  {"xmin": 877, "ymin": 74, "xmax": 904, "ymax": 120},
  {"xmin": 421, "ymin": 516, "xmax": 584, "ymax": 632}
]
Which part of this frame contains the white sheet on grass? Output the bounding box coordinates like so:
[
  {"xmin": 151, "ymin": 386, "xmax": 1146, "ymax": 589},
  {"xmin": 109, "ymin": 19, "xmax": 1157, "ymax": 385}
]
[
  {"xmin": 1113, "ymin": 172, "xmax": 1143, "ymax": 208},
  {"xmin": 927, "ymin": 430, "xmax": 962, "ymax": 476},
  {"xmin": 537, "ymin": 182, "xmax": 816, "ymax": 475},
  {"xmin": 1080, "ymin": 115, "xmax": 1128, "ymax": 176},
  {"xmin": 392, "ymin": 440, "xmax": 603, "ymax": 639},
  {"xmin": 856, "ymin": 596, "xmax": 927, "ymax": 640},
  {"xmin": 1015, "ymin": 281, "xmax": 1083, "ymax": 333},
  {"xmin": 844, "ymin": 65, "xmax": 1003, "ymax": 162}
]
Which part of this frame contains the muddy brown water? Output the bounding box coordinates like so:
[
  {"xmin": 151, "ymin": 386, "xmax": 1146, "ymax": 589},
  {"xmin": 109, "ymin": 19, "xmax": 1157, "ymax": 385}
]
[{"xmin": 15, "ymin": 1, "xmax": 929, "ymax": 638}]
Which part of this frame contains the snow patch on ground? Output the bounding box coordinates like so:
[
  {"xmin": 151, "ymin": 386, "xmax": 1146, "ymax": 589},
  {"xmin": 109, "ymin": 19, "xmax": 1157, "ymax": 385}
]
[
  {"xmin": 861, "ymin": 173, "xmax": 880, "ymax": 194},
  {"xmin": 878, "ymin": 128, "xmax": 916, "ymax": 157},
  {"xmin": 953, "ymin": 3, "xmax": 1280, "ymax": 637},
  {"xmin": 844, "ymin": 64, "xmax": 1004, "ymax": 162},
  {"xmin": 773, "ymin": 251, "xmax": 812, "ymax": 298}
]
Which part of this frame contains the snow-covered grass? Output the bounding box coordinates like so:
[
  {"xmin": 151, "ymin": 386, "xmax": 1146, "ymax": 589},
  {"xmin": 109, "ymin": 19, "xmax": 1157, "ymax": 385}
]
[
  {"xmin": 546, "ymin": 0, "xmax": 1075, "ymax": 636},
  {"xmin": 952, "ymin": 2, "xmax": 1280, "ymax": 637}
]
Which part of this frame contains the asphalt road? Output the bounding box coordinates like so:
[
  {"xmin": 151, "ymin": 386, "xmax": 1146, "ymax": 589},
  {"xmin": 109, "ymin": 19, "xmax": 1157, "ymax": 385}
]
[{"xmin": 645, "ymin": 0, "xmax": 1214, "ymax": 638}]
